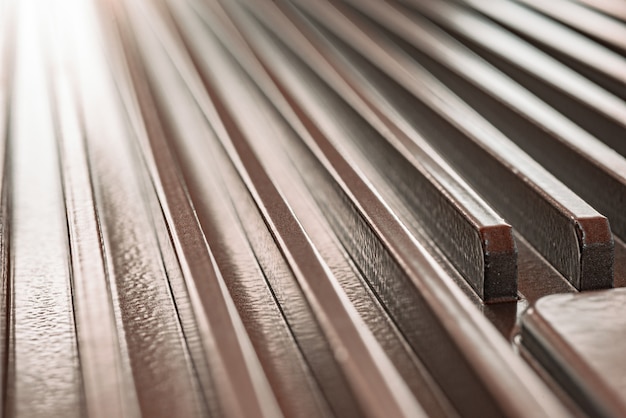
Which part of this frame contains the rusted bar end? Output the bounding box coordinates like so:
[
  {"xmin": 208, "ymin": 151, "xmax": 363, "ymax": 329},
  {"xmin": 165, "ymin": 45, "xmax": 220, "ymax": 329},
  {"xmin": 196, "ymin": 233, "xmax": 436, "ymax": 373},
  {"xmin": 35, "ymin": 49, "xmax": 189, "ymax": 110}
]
[
  {"xmin": 480, "ymin": 224, "xmax": 518, "ymax": 303},
  {"xmin": 576, "ymin": 216, "xmax": 614, "ymax": 290}
]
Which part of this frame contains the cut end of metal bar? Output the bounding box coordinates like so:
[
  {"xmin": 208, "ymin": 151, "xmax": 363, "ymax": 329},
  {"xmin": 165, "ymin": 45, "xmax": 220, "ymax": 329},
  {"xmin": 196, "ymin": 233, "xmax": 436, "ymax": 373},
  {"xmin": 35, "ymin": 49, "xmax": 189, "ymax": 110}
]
[
  {"xmin": 480, "ymin": 224, "xmax": 518, "ymax": 302},
  {"xmin": 235, "ymin": 0, "xmax": 518, "ymax": 303},
  {"xmin": 576, "ymin": 215, "xmax": 614, "ymax": 290}
]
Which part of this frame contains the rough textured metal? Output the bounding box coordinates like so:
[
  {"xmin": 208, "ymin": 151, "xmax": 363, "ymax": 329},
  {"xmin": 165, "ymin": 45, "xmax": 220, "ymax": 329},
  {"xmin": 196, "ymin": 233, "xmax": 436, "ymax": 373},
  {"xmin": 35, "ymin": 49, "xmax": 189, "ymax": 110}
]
[
  {"xmin": 346, "ymin": 0, "xmax": 626, "ymax": 245},
  {"xmin": 223, "ymin": 0, "xmax": 518, "ymax": 303},
  {"xmin": 0, "ymin": 0, "xmax": 624, "ymax": 416},
  {"xmin": 292, "ymin": 0, "xmax": 614, "ymax": 291}
]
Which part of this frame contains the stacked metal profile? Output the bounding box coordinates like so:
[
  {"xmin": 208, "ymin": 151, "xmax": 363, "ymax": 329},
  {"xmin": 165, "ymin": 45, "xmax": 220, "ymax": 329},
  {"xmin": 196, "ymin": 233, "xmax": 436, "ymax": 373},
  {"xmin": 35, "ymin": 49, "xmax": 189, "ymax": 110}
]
[{"xmin": 1, "ymin": 0, "xmax": 626, "ymax": 416}]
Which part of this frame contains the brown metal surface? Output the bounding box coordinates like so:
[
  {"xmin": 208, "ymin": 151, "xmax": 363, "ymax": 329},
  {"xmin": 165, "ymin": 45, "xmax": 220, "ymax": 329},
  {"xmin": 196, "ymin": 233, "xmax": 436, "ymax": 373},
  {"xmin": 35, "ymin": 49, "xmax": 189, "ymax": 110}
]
[
  {"xmin": 6, "ymin": 4, "xmax": 83, "ymax": 416},
  {"xmin": 344, "ymin": 0, "xmax": 626, "ymax": 244},
  {"xmin": 0, "ymin": 0, "xmax": 624, "ymax": 416},
  {"xmin": 291, "ymin": 0, "xmax": 614, "ymax": 291},
  {"xmin": 167, "ymin": 1, "xmax": 572, "ymax": 416},
  {"xmin": 399, "ymin": 0, "xmax": 626, "ymax": 158},
  {"xmin": 58, "ymin": 3, "xmax": 210, "ymax": 416},
  {"xmin": 210, "ymin": 0, "xmax": 518, "ymax": 303},
  {"xmin": 98, "ymin": 1, "xmax": 286, "ymax": 416},
  {"xmin": 522, "ymin": 289, "xmax": 626, "ymax": 418},
  {"xmin": 457, "ymin": 0, "xmax": 626, "ymax": 98},
  {"xmin": 128, "ymin": 2, "xmax": 426, "ymax": 416}
]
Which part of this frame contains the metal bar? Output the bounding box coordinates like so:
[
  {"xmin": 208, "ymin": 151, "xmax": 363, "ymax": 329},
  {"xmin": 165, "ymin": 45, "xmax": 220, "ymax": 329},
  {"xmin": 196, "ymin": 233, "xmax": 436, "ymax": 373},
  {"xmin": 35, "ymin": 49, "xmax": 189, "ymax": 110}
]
[
  {"xmin": 455, "ymin": 0, "xmax": 626, "ymax": 99},
  {"xmin": 292, "ymin": 0, "xmax": 614, "ymax": 291},
  {"xmin": 517, "ymin": 0, "xmax": 626, "ymax": 55},
  {"xmin": 144, "ymin": 2, "xmax": 427, "ymax": 416},
  {"xmin": 399, "ymin": 0, "xmax": 626, "ymax": 160},
  {"xmin": 126, "ymin": 2, "xmax": 344, "ymax": 416},
  {"xmin": 92, "ymin": 1, "xmax": 284, "ymax": 416},
  {"xmin": 180, "ymin": 0, "xmax": 574, "ymax": 416},
  {"xmin": 57, "ymin": 1, "xmax": 212, "ymax": 417},
  {"xmin": 0, "ymin": 0, "xmax": 623, "ymax": 415},
  {"xmin": 196, "ymin": 0, "xmax": 518, "ymax": 304},
  {"xmin": 344, "ymin": 0, "xmax": 626, "ymax": 247},
  {"xmin": 5, "ymin": 2, "xmax": 83, "ymax": 415},
  {"xmin": 138, "ymin": 2, "xmax": 401, "ymax": 416},
  {"xmin": 44, "ymin": 6, "xmax": 134, "ymax": 417},
  {"xmin": 337, "ymin": 0, "xmax": 584, "ymax": 311}
]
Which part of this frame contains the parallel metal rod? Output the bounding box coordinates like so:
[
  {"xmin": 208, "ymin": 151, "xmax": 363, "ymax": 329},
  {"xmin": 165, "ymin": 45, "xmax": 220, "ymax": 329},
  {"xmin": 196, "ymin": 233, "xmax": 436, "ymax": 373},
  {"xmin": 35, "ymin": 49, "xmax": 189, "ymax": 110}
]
[
  {"xmin": 202, "ymin": 0, "xmax": 518, "ymax": 303},
  {"xmin": 517, "ymin": 0, "xmax": 626, "ymax": 55},
  {"xmin": 148, "ymin": 2, "xmax": 426, "ymax": 416},
  {"xmin": 166, "ymin": 2, "xmax": 458, "ymax": 414},
  {"xmin": 144, "ymin": 2, "xmax": 412, "ymax": 416},
  {"xmin": 346, "ymin": 0, "xmax": 626, "ymax": 245},
  {"xmin": 192, "ymin": 0, "xmax": 572, "ymax": 416},
  {"xmin": 455, "ymin": 0, "xmax": 626, "ymax": 98},
  {"xmin": 143, "ymin": 56, "xmax": 333, "ymax": 417},
  {"xmin": 338, "ymin": 0, "xmax": 587, "ymax": 308},
  {"xmin": 294, "ymin": 0, "xmax": 614, "ymax": 291},
  {"xmin": 0, "ymin": 0, "xmax": 621, "ymax": 415},
  {"xmin": 6, "ymin": 2, "xmax": 82, "ymax": 415},
  {"xmin": 60, "ymin": 1, "xmax": 211, "ymax": 417},
  {"xmin": 128, "ymin": 2, "xmax": 347, "ymax": 416},
  {"xmin": 399, "ymin": 0, "xmax": 626, "ymax": 159},
  {"xmin": 94, "ymin": 1, "xmax": 284, "ymax": 416},
  {"xmin": 45, "ymin": 6, "xmax": 131, "ymax": 416}
]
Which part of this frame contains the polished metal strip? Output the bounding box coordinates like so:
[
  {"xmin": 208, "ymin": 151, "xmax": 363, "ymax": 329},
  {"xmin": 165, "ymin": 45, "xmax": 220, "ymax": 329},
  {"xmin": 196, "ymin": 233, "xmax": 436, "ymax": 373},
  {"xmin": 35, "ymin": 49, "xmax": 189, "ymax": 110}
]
[
  {"xmin": 126, "ymin": 2, "xmax": 338, "ymax": 416},
  {"xmin": 457, "ymin": 0, "xmax": 626, "ymax": 97},
  {"xmin": 93, "ymin": 1, "xmax": 284, "ymax": 416},
  {"xmin": 182, "ymin": 0, "xmax": 572, "ymax": 416},
  {"xmin": 293, "ymin": 0, "xmax": 613, "ymax": 291},
  {"xmin": 6, "ymin": 1, "xmax": 82, "ymax": 415},
  {"xmin": 517, "ymin": 0, "xmax": 626, "ymax": 55},
  {"xmin": 145, "ymin": 2, "xmax": 427, "ymax": 416},
  {"xmin": 345, "ymin": 0, "xmax": 626, "ymax": 246},
  {"xmin": 56, "ymin": 1, "xmax": 209, "ymax": 416},
  {"xmin": 141, "ymin": 2, "xmax": 377, "ymax": 416},
  {"xmin": 44, "ymin": 5, "xmax": 132, "ymax": 416},
  {"xmin": 399, "ymin": 0, "xmax": 626, "ymax": 160},
  {"xmin": 200, "ymin": 0, "xmax": 518, "ymax": 303}
]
